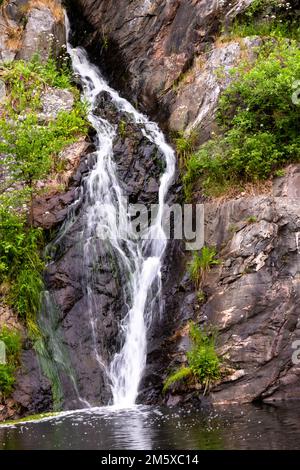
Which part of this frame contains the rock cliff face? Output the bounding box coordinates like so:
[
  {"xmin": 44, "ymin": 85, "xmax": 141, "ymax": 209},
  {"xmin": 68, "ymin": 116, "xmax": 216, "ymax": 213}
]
[
  {"xmin": 62, "ymin": 0, "xmax": 300, "ymax": 405},
  {"xmin": 1, "ymin": 0, "xmax": 300, "ymax": 419},
  {"xmin": 66, "ymin": 0, "xmax": 254, "ymax": 137},
  {"xmin": 159, "ymin": 168, "xmax": 300, "ymax": 405},
  {"xmin": 208, "ymin": 167, "xmax": 300, "ymax": 404}
]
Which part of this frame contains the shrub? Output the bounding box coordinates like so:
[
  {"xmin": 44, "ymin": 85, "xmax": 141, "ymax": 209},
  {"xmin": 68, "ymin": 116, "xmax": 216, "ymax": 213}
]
[
  {"xmin": 184, "ymin": 39, "xmax": 300, "ymax": 197},
  {"xmin": 163, "ymin": 323, "xmax": 221, "ymax": 394},
  {"xmin": 174, "ymin": 130, "xmax": 198, "ymax": 168},
  {"xmin": 229, "ymin": 0, "xmax": 300, "ymax": 41},
  {"xmin": 0, "ymin": 327, "xmax": 22, "ymax": 398},
  {"xmin": 0, "ymin": 208, "xmax": 44, "ymax": 328},
  {"xmin": 2, "ymin": 56, "xmax": 77, "ymax": 114},
  {"xmin": 0, "ymin": 56, "xmax": 88, "ymax": 332},
  {"xmin": 187, "ymin": 323, "xmax": 220, "ymax": 390},
  {"xmin": 188, "ymin": 246, "xmax": 220, "ymax": 288},
  {"xmin": 0, "ymin": 364, "xmax": 16, "ymax": 397},
  {"xmin": 0, "ymin": 327, "xmax": 22, "ymax": 360},
  {"xmin": 0, "ymin": 104, "xmax": 88, "ymax": 190}
]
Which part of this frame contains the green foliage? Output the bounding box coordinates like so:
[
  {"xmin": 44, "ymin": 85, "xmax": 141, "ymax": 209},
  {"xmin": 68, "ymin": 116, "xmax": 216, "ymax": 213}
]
[
  {"xmin": 246, "ymin": 216, "xmax": 258, "ymax": 224},
  {"xmin": 0, "ymin": 115, "xmax": 53, "ymax": 186},
  {"xmin": 0, "ymin": 56, "xmax": 88, "ymax": 333},
  {"xmin": 0, "ymin": 327, "xmax": 21, "ymax": 360},
  {"xmin": 188, "ymin": 246, "xmax": 220, "ymax": 287},
  {"xmin": 184, "ymin": 39, "xmax": 300, "ymax": 197},
  {"xmin": 0, "ymin": 105, "xmax": 88, "ymax": 188},
  {"xmin": 0, "ymin": 364, "xmax": 15, "ymax": 397},
  {"xmin": 163, "ymin": 323, "xmax": 221, "ymax": 394},
  {"xmin": 118, "ymin": 119, "xmax": 127, "ymax": 138},
  {"xmin": 174, "ymin": 130, "xmax": 198, "ymax": 168},
  {"xmin": 187, "ymin": 323, "xmax": 220, "ymax": 390},
  {"xmin": 11, "ymin": 267, "xmax": 44, "ymax": 325},
  {"xmin": 162, "ymin": 367, "xmax": 192, "ymax": 394},
  {"xmin": 0, "ymin": 327, "xmax": 22, "ymax": 397},
  {"xmin": 0, "ymin": 57, "xmax": 87, "ymax": 223},
  {"xmin": 0, "ymin": 209, "xmax": 44, "ymax": 328},
  {"xmin": 197, "ymin": 290, "xmax": 206, "ymax": 303},
  {"xmin": 1, "ymin": 56, "xmax": 76, "ymax": 114},
  {"xmin": 229, "ymin": 0, "xmax": 300, "ymax": 41}
]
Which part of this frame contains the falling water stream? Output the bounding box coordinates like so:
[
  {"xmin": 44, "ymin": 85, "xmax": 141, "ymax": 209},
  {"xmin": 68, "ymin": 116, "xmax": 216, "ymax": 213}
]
[{"xmin": 63, "ymin": 16, "xmax": 176, "ymax": 408}]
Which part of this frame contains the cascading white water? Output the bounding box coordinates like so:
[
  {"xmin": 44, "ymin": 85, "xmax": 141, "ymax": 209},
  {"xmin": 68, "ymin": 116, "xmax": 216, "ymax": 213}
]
[{"xmin": 66, "ymin": 16, "xmax": 175, "ymax": 407}]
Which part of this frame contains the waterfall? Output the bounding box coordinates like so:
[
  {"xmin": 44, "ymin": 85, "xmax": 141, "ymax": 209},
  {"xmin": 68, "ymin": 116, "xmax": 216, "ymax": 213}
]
[{"xmin": 63, "ymin": 15, "xmax": 175, "ymax": 408}]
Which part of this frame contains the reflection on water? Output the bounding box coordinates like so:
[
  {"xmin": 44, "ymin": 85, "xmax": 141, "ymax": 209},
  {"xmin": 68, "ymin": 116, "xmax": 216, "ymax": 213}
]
[{"xmin": 1, "ymin": 402, "xmax": 300, "ymax": 450}]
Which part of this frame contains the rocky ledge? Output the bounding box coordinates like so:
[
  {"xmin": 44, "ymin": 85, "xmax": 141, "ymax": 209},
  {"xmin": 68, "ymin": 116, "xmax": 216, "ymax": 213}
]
[{"xmin": 158, "ymin": 166, "xmax": 300, "ymax": 406}]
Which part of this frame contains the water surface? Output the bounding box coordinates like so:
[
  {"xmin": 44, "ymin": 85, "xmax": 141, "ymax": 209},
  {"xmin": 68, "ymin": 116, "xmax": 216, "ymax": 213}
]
[{"xmin": 1, "ymin": 402, "xmax": 300, "ymax": 450}]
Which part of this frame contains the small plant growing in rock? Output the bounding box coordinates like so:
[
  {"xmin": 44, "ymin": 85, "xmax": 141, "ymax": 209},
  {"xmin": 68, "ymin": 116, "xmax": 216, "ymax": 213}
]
[
  {"xmin": 246, "ymin": 216, "xmax": 257, "ymax": 224},
  {"xmin": 162, "ymin": 367, "xmax": 192, "ymax": 393},
  {"xmin": 163, "ymin": 323, "xmax": 221, "ymax": 395},
  {"xmin": 0, "ymin": 327, "xmax": 22, "ymax": 398},
  {"xmin": 118, "ymin": 119, "xmax": 127, "ymax": 139},
  {"xmin": 196, "ymin": 290, "xmax": 206, "ymax": 303},
  {"xmin": 0, "ymin": 206, "xmax": 44, "ymax": 333},
  {"xmin": 174, "ymin": 129, "xmax": 198, "ymax": 168},
  {"xmin": 230, "ymin": 0, "xmax": 299, "ymax": 41},
  {"xmin": 274, "ymin": 169, "xmax": 285, "ymax": 177},
  {"xmin": 188, "ymin": 246, "xmax": 220, "ymax": 288}
]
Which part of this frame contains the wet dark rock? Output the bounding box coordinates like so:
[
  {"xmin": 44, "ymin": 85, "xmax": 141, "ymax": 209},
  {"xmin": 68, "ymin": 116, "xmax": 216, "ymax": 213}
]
[
  {"xmin": 12, "ymin": 350, "xmax": 53, "ymax": 415},
  {"xmin": 94, "ymin": 91, "xmax": 165, "ymax": 204},
  {"xmin": 38, "ymin": 89, "xmax": 176, "ymax": 409}
]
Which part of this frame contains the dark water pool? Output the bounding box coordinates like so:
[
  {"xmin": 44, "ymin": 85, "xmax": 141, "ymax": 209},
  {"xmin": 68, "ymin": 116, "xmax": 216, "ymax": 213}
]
[{"xmin": 1, "ymin": 402, "xmax": 300, "ymax": 450}]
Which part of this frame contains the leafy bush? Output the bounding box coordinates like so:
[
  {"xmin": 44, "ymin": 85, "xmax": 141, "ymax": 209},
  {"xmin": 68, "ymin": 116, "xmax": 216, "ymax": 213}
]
[
  {"xmin": 174, "ymin": 130, "xmax": 198, "ymax": 168},
  {"xmin": 187, "ymin": 323, "xmax": 220, "ymax": 389},
  {"xmin": 0, "ymin": 56, "xmax": 88, "ymax": 332},
  {"xmin": 2, "ymin": 56, "xmax": 76, "ymax": 114},
  {"xmin": 163, "ymin": 323, "xmax": 221, "ymax": 394},
  {"xmin": 188, "ymin": 246, "xmax": 220, "ymax": 288},
  {"xmin": 0, "ymin": 208, "xmax": 44, "ymax": 329},
  {"xmin": 0, "ymin": 364, "xmax": 16, "ymax": 397},
  {"xmin": 0, "ymin": 327, "xmax": 22, "ymax": 360},
  {"xmin": 0, "ymin": 327, "xmax": 22, "ymax": 397},
  {"xmin": 184, "ymin": 39, "xmax": 300, "ymax": 197},
  {"xmin": 229, "ymin": 0, "xmax": 300, "ymax": 41},
  {"xmin": 0, "ymin": 104, "xmax": 87, "ymax": 187}
]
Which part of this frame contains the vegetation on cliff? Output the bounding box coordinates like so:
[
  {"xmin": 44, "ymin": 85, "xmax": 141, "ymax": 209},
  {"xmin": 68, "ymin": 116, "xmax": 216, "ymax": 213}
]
[
  {"xmin": 0, "ymin": 55, "xmax": 88, "ymax": 397},
  {"xmin": 188, "ymin": 246, "xmax": 220, "ymax": 289},
  {"xmin": 230, "ymin": 0, "xmax": 300, "ymax": 41},
  {"xmin": 0, "ymin": 327, "xmax": 21, "ymax": 397},
  {"xmin": 163, "ymin": 323, "xmax": 221, "ymax": 395},
  {"xmin": 184, "ymin": 38, "xmax": 300, "ymax": 198}
]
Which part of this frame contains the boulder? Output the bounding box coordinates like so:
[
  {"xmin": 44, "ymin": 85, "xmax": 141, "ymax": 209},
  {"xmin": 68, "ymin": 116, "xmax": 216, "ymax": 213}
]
[
  {"xmin": 17, "ymin": 5, "xmax": 65, "ymax": 62},
  {"xmin": 40, "ymin": 87, "xmax": 74, "ymax": 121},
  {"xmin": 0, "ymin": 1, "xmax": 65, "ymax": 63}
]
